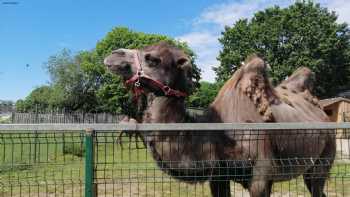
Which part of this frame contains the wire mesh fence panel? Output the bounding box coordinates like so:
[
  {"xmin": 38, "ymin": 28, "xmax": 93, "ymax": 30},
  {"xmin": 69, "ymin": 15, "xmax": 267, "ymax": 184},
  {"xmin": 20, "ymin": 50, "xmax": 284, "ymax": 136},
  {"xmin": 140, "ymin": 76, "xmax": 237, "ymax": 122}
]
[
  {"xmin": 94, "ymin": 128, "xmax": 350, "ymax": 197},
  {"xmin": 0, "ymin": 123, "xmax": 350, "ymax": 197},
  {"xmin": 0, "ymin": 131, "xmax": 85, "ymax": 197}
]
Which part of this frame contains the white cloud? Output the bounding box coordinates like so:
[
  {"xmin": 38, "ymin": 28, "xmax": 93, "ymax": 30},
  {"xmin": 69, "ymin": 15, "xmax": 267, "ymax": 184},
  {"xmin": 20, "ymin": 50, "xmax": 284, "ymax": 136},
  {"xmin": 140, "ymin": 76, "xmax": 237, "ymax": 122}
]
[
  {"xmin": 177, "ymin": 32, "xmax": 220, "ymax": 82},
  {"xmin": 195, "ymin": 2, "xmax": 259, "ymax": 28},
  {"xmin": 178, "ymin": 0, "xmax": 350, "ymax": 82},
  {"xmin": 178, "ymin": 0, "xmax": 292, "ymax": 82},
  {"xmin": 177, "ymin": 32, "xmax": 218, "ymax": 48},
  {"xmin": 323, "ymin": 0, "xmax": 350, "ymax": 24}
]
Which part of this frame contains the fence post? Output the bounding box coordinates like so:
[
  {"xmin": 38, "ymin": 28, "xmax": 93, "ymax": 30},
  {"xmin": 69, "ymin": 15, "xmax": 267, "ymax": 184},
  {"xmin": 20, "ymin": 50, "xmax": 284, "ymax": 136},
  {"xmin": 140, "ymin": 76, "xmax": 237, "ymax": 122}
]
[
  {"xmin": 85, "ymin": 128, "xmax": 97, "ymax": 197},
  {"xmin": 35, "ymin": 108, "xmax": 39, "ymax": 124},
  {"xmin": 34, "ymin": 130, "xmax": 38, "ymax": 163}
]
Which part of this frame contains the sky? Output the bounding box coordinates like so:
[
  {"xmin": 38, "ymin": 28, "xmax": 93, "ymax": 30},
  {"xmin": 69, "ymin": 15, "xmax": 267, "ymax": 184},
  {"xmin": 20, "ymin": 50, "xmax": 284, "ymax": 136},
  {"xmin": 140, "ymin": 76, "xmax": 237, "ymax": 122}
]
[{"xmin": 1, "ymin": 0, "xmax": 350, "ymax": 101}]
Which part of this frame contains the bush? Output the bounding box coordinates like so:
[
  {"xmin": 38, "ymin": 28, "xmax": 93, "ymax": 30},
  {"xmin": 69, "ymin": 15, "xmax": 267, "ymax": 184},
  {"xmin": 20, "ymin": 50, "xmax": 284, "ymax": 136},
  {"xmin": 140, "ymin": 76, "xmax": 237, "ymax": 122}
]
[{"xmin": 0, "ymin": 115, "xmax": 11, "ymax": 123}]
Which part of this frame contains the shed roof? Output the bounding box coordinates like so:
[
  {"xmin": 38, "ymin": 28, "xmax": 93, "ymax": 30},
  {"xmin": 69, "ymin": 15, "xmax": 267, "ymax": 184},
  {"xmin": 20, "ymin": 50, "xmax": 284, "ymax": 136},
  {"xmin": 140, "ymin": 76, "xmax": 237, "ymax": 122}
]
[{"xmin": 319, "ymin": 97, "xmax": 350, "ymax": 107}]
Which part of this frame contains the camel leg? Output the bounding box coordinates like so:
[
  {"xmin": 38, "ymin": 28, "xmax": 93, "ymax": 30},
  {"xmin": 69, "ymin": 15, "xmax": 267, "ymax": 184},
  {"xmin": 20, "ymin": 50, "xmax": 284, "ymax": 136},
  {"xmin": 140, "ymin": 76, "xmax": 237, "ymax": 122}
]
[
  {"xmin": 209, "ymin": 180, "xmax": 231, "ymax": 197},
  {"xmin": 303, "ymin": 136, "xmax": 335, "ymax": 197},
  {"xmin": 303, "ymin": 174, "xmax": 327, "ymax": 197},
  {"xmin": 248, "ymin": 179, "xmax": 272, "ymax": 197},
  {"xmin": 303, "ymin": 157, "xmax": 333, "ymax": 197},
  {"xmin": 248, "ymin": 147, "xmax": 273, "ymax": 197}
]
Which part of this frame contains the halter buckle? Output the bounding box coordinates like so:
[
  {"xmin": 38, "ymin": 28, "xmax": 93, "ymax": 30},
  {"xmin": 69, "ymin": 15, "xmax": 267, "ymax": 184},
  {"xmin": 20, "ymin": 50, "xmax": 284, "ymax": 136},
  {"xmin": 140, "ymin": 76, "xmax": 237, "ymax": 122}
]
[
  {"xmin": 135, "ymin": 79, "xmax": 141, "ymax": 87},
  {"xmin": 163, "ymin": 86, "xmax": 171, "ymax": 95}
]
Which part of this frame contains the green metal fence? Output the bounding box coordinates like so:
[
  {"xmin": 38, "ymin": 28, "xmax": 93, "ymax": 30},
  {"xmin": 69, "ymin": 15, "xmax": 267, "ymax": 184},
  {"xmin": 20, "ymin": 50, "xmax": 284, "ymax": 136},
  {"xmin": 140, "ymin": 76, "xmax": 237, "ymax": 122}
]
[{"xmin": 1, "ymin": 123, "xmax": 350, "ymax": 197}]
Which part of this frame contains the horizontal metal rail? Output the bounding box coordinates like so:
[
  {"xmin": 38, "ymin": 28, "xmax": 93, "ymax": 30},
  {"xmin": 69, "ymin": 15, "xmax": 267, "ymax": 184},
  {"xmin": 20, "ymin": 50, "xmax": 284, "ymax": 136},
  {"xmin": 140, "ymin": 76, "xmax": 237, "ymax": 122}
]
[{"xmin": 1, "ymin": 122, "xmax": 350, "ymax": 132}]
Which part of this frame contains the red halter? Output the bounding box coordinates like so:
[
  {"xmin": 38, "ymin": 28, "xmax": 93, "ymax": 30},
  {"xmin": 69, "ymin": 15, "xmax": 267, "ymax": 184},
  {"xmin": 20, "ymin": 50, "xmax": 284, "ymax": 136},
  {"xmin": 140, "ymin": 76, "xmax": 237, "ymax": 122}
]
[{"xmin": 124, "ymin": 51, "xmax": 188, "ymax": 99}]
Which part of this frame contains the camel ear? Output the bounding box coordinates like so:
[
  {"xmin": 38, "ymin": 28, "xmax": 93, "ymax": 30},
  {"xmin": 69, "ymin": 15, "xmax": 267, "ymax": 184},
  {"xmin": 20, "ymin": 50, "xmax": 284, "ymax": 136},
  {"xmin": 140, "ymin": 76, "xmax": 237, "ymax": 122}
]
[
  {"xmin": 176, "ymin": 56, "xmax": 193, "ymax": 90},
  {"xmin": 176, "ymin": 57, "xmax": 192, "ymax": 78},
  {"xmin": 176, "ymin": 57, "xmax": 190, "ymax": 69}
]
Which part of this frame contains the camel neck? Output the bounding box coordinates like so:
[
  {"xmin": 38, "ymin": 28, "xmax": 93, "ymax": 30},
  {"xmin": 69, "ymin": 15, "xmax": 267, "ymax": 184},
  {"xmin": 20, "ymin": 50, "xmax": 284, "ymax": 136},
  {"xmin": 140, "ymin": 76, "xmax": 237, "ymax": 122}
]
[{"xmin": 142, "ymin": 94, "xmax": 186, "ymax": 123}]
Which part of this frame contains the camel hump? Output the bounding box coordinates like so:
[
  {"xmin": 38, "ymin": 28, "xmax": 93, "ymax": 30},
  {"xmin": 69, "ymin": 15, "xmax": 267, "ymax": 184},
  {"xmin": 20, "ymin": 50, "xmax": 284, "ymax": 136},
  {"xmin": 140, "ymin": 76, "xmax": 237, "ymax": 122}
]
[
  {"xmin": 242, "ymin": 54, "xmax": 268, "ymax": 73},
  {"xmin": 212, "ymin": 54, "xmax": 281, "ymax": 122},
  {"xmin": 279, "ymin": 67, "xmax": 314, "ymax": 93},
  {"xmin": 277, "ymin": 66, "xmax": 321, "ymax": 106},
  {"xmin": 238, "ymin": 54, "xmax": 279, "ymax": 122}
]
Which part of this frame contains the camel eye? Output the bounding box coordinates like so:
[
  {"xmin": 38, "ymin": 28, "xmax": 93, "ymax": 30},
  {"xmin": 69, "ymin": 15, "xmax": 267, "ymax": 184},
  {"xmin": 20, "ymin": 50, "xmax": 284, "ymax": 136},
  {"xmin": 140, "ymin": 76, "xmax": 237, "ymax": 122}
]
[{"xmin": 145, "ymin": 53, "xmax": 161, "ymax": 67}]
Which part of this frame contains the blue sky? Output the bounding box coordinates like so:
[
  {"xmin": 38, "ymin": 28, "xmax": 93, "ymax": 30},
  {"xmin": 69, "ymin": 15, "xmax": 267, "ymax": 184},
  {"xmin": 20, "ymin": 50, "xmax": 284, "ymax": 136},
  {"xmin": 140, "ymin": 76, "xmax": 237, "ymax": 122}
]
[{"xmin": 1, "ymin": 0, "xmax": 349, "ymax": 101}]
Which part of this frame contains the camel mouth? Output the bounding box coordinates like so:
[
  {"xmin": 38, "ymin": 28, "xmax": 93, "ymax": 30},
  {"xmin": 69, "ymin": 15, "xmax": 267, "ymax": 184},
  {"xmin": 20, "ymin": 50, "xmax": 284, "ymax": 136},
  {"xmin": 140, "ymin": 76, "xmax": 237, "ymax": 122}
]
[{"xmin": 104, "ymin": 56, "xmax": 134, "ymax": 79}]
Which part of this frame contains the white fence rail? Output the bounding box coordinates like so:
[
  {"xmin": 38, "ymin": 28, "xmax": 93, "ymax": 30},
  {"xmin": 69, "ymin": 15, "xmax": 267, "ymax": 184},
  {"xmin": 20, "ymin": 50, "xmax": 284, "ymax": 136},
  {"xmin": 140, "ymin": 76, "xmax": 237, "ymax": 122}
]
[{"xmin": 1, "ymin": 122, "xmax": 350, "ymax": 132}]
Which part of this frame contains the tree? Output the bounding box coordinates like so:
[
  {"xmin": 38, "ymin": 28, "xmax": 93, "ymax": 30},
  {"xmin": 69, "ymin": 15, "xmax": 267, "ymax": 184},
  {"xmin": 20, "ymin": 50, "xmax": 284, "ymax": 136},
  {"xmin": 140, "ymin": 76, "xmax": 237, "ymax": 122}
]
[
  {"xmin": 95, "ymin": 27, "xmax": 201, "ymax": 90},
  {"xmin": 15, "ymin": 100, "xmax": 27, "ymax": 112},
  {"xmin": 188, "ymin": 81, "xmax": 222, "ymax": 108},
  {"xmin": 216, "ymin": 1, "xmax": 350, "ymax": 98},
  {"xmin": 92, "ymin": 27, "xmax": 201, "ymax": 115},
  {"xmin": 19, "ymin": 27, "xmax": 201, "ymax": 115},
  {"xmin": 44, "ymin": 49, "xmax": 99, "ymax": 112},
  {"xmin": 15, "ymin": 86, "xmax": 55, "ymax": 112}
]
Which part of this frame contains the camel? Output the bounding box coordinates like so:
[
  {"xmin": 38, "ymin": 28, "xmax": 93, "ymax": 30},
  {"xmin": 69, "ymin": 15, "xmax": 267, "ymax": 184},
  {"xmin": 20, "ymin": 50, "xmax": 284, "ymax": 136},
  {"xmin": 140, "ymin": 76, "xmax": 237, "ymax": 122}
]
[
  {"xmin": 210, "ymin": 56, "xmax": 335, "ymax": 196},
  {"xmin": 104, "ymin": 42, "xmax": 335, "ymax": 197}
]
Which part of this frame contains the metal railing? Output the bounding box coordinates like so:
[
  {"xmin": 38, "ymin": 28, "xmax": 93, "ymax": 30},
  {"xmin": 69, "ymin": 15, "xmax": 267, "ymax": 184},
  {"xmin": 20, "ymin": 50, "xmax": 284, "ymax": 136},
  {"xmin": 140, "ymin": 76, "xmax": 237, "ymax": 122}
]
[{"xmin": 1, "ymin": 123, "xmax": 350, "ymax": 197}]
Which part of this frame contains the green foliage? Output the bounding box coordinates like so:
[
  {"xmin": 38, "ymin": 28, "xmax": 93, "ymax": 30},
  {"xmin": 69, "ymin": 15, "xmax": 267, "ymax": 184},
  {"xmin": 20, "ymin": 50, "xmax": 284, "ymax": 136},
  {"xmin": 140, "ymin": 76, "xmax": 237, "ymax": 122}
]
[
  {"xmin": 0, "ymin": 116, "xmax": 11, "ymax": 124},
  {"xmin": 18, "ymin": 27, "xmax": 201, "ymax": 115},
  {"xmin": 90, "ymin": 27, "xmax": 200, "ymax": 115},
  {"xmin": 216, "ymin": 2, "xmax": 350, "ymax": 97},
  {"xmin": 45, "ymin": 49, "xmax": 100, "ymax": 111},
  {"xmin": 188, "ymin": 81, "xmax": 222, "ymax": 108},
  {"xmin": 15, "ymin": 100, "xmax": 26, "ymax": 112},
  {"xmin": 15, "ymin": 86, "xmax": 56, "ymax": 112},
  {"xmin": 95, "ymin": 27, "xmax": 201, "ymax": 91}
]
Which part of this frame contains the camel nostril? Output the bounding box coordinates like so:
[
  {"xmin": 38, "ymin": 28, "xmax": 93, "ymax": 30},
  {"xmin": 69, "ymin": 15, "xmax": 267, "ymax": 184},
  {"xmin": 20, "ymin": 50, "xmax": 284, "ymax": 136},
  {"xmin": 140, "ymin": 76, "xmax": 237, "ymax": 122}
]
[{"xmin": 116, "ymin": 62, "xmax": 131, "ymax": 71}]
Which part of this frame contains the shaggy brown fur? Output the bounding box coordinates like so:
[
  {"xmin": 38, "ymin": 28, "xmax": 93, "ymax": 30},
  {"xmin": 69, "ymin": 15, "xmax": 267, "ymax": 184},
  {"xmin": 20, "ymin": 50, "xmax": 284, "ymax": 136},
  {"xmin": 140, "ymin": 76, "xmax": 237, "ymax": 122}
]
[
  {"xmin": 212, "ymin": 54, "xmax": 279, "ymax": 122},
  {"xmin": 104, "ymin": 42, "xmax": 335, "ymax": 197},
  {"xmin": 210, "ymin": 56, "xmax": 335, "ymax": 196},
  {"xmin": 277, "ymin": 67, "xmax": 321, "ymax": 107}
]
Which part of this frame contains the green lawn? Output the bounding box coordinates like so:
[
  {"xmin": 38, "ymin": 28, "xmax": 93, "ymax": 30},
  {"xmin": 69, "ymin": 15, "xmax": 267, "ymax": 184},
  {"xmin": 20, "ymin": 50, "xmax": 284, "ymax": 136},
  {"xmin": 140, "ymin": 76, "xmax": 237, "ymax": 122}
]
[{"xmin": 0, "ymin": 132, "xmax": 350, "ymax": 196}]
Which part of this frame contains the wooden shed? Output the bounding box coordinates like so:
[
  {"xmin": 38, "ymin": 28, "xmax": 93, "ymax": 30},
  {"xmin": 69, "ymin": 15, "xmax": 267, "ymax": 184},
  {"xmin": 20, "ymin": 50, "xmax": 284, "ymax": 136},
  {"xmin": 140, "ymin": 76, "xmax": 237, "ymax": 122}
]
[
  {"xmin": 319, "ymin": 97, "xmax": 350, "ymax": 123},
  {"xmin": 320, "ymin": 97, "xmax": 350, "ymax": 138}
]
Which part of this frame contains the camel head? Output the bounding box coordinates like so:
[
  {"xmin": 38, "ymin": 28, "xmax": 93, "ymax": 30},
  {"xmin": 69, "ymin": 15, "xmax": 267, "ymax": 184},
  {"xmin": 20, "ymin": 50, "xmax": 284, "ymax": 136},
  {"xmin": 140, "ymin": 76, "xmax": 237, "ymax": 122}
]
[{"xmin": 104, "ymin": 41, "xmax": 192, "ymax": 97}]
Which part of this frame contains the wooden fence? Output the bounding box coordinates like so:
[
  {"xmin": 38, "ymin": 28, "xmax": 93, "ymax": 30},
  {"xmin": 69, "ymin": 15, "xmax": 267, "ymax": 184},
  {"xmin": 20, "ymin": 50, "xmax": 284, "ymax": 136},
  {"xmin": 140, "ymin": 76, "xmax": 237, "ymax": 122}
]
[
  {"xmin": 9, "ymin": 108, "xmax": 205, "ymax": 124},
  {"xmin": 10, "ymin": 112, "xmax": 125, "ymax": 123}
]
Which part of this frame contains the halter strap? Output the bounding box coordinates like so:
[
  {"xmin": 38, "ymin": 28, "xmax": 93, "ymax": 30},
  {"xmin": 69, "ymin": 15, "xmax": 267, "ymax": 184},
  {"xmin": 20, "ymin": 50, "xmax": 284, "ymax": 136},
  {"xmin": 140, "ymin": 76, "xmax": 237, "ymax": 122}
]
[{"xmin": 124, "ymin": 50, "xmax": 187, "ymax": 99}]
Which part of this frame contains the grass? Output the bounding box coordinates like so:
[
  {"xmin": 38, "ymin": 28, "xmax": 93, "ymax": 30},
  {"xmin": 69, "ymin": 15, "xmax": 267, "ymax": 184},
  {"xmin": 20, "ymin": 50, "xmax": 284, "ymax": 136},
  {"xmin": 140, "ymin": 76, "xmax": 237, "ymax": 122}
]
[
  {"xmin": 0, "ymin": 132, "xmax": 350, "ymax": 196},
  {"xmin": 0, "ymin": 132, "xmax": 84, "ymax": 195},
  {"xmin": 63, "ymin": 142, "xmax": 85, "ymax": 157}
]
